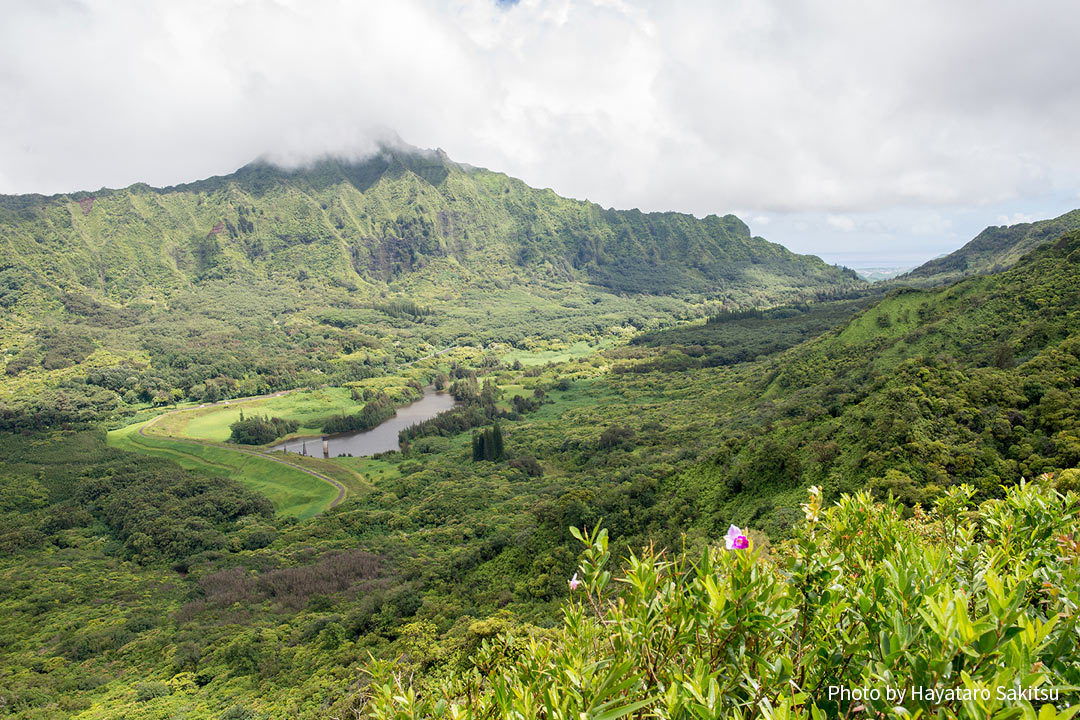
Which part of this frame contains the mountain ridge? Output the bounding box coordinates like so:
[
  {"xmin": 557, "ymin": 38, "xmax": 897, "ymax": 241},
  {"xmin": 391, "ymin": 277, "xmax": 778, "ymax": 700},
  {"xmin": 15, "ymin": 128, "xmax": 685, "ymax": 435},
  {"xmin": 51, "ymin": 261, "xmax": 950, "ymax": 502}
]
[
  {"xmin": 0, "ymin": 144, "xmax": 863, "ymax": 429},
  {"xmin": 896, "ymin": 208, "xmax": 1080, "ymax": 286},
  {"xmin": 0, "ymin": 144, "xmax": 862, "ymax": 313}
]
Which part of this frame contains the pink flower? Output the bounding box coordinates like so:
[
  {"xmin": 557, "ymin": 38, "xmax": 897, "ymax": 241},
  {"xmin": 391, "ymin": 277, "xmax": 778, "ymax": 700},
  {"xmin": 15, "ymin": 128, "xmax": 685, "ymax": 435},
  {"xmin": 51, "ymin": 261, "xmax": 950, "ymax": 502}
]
[
  {"xmin": 568, "ymin": 573, "xmax": 582, "ymax": 591},
  {"xmin": 725, "ymin": 525, "xmax": 749, "ymax": 550}
]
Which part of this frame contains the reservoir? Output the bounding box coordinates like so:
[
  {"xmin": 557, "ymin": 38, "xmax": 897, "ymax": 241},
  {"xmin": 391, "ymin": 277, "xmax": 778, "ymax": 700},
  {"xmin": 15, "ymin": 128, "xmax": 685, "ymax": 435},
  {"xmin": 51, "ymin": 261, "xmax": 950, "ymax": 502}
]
[{"xmin": 271, "ymin": 387, "xmax": 458, "ymax": 458}]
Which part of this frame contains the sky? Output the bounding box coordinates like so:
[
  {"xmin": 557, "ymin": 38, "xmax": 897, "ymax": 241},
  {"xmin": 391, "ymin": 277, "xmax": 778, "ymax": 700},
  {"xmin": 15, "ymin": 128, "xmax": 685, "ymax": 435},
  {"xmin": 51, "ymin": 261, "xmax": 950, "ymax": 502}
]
[{"xmin": 3, "ymin": 0, "xmax": 1080, "ymax": 268}]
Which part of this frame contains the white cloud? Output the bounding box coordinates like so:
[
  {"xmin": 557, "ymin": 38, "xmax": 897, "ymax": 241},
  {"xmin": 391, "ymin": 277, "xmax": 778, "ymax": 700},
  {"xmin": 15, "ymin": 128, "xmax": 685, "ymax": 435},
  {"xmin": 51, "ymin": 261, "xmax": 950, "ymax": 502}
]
[
  {"xmin": 910, "ymin": 213, "xmax": 953, "ymax": 236},
  {"xmin": 996, "ymin": 213, "xmax": 1035, "ymax": 227},
  {"xmin": 827, "ymin": 215, "xmax": 856, "ymax": 232},
  {"xmin": 2, "ymin": 0, "xmax": 1079, "ymax": 237}
]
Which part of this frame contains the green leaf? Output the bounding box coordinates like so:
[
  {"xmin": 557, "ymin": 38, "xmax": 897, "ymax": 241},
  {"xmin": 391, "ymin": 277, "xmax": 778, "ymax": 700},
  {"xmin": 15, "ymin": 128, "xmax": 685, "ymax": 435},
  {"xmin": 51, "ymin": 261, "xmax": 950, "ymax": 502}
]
[{"xmin": 592, "ymin": 697, "xmax": 655, "ymax": 720}]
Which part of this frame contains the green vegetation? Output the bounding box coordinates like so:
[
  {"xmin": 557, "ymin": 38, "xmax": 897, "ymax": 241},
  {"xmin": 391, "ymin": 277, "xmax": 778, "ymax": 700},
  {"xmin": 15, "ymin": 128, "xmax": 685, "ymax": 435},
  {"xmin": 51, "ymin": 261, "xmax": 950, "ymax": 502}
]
[
  {"xmin": 321, "ymin": 393, "xmax": 398, "ymax": 434},
  {"xmin": 471, "ymin": 423, "xmax": 506, "ymax": 462},
  {"xmin": 895, "ymin": 208, "xmax": 1080, "ymax": 286},
  {"xmin": 500, "ymin": 338, "xmax": 608, "ymax": 367},
  {"xmin": 177, "ymin": 387, "xmax": 401, "ymax": 443},
  {"xmin": 3, "ymin": 151, "xmax": 1080, "ymax": 719},
  {"xmin": 229, "ymin": 412, "xmax": 299, "ymax": 445},
  {"xmin": 664, "ymin": 232, "xmax": 1080, "ymax": 537},
  {"xmin": 108, "ymin": 422, "xmax": 342, "ymax": 519},
  {"xmin": 0, "ymin": 144, "xmax": 863, "ymax": 431},
  {"xmin": 366, "ymin": 481, "xmax": 1080, "ymax": 719},
  {"xmin": 628, "ymin": 297, "xmax": 872, "ymax": 368},
  {"xmin": 0, "ymin": 429, "xmax": 272, "ymax": 561}
]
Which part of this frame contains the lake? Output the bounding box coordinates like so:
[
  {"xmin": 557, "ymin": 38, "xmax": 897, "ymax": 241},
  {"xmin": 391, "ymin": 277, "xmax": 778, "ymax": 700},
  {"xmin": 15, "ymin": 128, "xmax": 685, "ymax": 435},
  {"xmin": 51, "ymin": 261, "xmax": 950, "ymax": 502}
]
[{"xmin": 271, "ymin": 387, "xmax": 458, "ymax": 458}]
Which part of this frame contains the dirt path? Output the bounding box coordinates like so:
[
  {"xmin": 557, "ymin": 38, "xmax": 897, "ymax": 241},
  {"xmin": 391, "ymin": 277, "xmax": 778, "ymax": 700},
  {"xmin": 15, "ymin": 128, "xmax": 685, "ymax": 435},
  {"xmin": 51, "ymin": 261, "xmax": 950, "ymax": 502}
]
[
  {"xmin": 402, "ymin": 346, "xmax": 455, "ymax": 367},
  {"xmin": 137, "ymin": 391, "xmax": 348, "ymax": 508}
]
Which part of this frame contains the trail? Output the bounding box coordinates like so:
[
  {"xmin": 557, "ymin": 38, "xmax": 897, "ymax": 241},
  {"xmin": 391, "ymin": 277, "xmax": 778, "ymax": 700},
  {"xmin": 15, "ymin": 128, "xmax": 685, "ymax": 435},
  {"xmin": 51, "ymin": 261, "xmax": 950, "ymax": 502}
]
[{"xmin": 402, "ymin": 346, "xmax": 455, "ymax": 367}]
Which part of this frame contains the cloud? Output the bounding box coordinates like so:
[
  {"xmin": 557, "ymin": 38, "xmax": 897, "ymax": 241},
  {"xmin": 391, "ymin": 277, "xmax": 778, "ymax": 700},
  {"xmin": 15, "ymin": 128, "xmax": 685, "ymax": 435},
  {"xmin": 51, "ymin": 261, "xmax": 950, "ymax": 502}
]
[
  {"xmin": 2, "ymin": 0, "xmax": 1080, "ymax": 231},
  {"xmin": 910, "ymin": 213, "xmax": 953, "ymax": 236},
  {"xmin": 996, "ymin": 213, "xmax": 1035, "ymax": 226},
  {"xmin": 827, "ymin": 215, "xmax": 856, "ymax": 232}
]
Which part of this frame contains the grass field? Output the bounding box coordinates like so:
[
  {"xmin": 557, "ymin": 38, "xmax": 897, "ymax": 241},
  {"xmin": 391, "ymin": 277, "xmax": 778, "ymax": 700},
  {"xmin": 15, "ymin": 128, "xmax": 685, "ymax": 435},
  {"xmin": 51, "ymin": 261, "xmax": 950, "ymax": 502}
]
[
  {"xmin": 111, "ymin": 371, "xmax": 607, "ymax": 521},
  {"xmin": 333, "ymin": 454, "xmax": 403, "ymax": 482},
  {"xmin": 107, "ymin": 421, "xmax": 350, "ymax": 520},
  {"xmin": 501, "ymin": 339, "xmax": 609, "ymax": 366},
  {"xmin": 157, "ymin": 388, "xmax": 362, "ymax": 442}
]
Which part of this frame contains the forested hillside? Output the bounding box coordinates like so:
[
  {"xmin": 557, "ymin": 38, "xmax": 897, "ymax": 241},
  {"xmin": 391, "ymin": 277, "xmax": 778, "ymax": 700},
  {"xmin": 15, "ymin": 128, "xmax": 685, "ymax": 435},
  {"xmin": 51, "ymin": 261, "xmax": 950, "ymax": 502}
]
[
  {"xmin": 0, "ymin": 146, "xmax": 857, "ymax": 305},
  {"xmin": 348, "ymin": 227, "xmax": 1080, "ymax": 720},
  {"xmin": 7, "ymin": 0, "xmax": 1080, "ymax": 714},
  {"xmin": 364, "ymin": 480, "xmax": 1080, "ymax": 719},
  {"xmin": 670, "ymin": 230, "xmax": 1080, "ymax": 535},
  {"xmin": 0, "ymin": 144, "xmax": 862, "ymax": 430}
]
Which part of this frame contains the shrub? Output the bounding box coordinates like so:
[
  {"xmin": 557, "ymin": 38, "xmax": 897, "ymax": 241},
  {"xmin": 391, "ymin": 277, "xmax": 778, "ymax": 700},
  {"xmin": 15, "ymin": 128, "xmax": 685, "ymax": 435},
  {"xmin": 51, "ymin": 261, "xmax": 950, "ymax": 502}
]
[
  {"xmin": 229, "ymin": 413, "xmax": 298, "ymax": 445},
  {"xmin": 241, "ymin": 526, "xmax": 277, "ymax": 550},
  {"xmin": 1055, "ymin": 468, "xmax": 1080, "ymax": 493},
  {"xmin": 365, "ymin": 481, "xmax": 1080, "ymax": 719},
  {"xmin": 508, "ymin": 455, "xmax": 543, "ymax": 477},
  {"xmin": 134, "ymin": 681, "xmax": 170, "ymax": 702},
  {"xmin": 598, "ymin": 425, "xmax": 633, "ymax": 450},
  {"xmin": 221, "ymin": 705, "xmax": 252, "ymax": 720},
  {"xmin": 412, "ymin": 436, "xmax": 451, "ymax": 454},
  {"xmin": 4, "ymin": 352, "xmax": 35, "ymax": 376}
]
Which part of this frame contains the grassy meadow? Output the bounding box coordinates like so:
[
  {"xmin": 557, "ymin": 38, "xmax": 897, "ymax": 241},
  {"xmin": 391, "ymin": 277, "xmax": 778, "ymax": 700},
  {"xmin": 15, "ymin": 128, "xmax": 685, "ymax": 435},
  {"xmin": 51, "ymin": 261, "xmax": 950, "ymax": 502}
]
[
  {"xmin": 107, "ymin": 421, "xmax": 347, "ymax": 519},
  {"xmin": 164, "ymin": 388, "xmax": 361, "ymax": 442}
]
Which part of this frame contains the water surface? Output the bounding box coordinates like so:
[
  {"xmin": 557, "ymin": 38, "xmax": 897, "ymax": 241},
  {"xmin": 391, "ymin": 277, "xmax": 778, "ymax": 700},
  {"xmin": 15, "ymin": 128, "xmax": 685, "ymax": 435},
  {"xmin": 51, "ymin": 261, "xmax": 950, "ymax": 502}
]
[{"xmin": 271, "ymin": 388, "xmax": 457, "ymax": 458}]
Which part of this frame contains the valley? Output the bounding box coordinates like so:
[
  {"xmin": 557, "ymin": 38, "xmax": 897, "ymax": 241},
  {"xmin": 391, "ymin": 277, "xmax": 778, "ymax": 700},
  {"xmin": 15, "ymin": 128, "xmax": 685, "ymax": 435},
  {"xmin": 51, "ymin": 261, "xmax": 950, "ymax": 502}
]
[{"xmin": 1, "ymin": 149, "xmax": 1079, "ymax": 719}]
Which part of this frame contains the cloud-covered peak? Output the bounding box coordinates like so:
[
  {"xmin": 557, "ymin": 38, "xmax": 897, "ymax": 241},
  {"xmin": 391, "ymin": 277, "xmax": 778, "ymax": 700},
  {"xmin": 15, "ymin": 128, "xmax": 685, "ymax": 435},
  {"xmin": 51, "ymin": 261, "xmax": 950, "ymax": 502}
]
[{"xmin": 3, "ymin": 1, "xmax": 1079, "ymax": 264}]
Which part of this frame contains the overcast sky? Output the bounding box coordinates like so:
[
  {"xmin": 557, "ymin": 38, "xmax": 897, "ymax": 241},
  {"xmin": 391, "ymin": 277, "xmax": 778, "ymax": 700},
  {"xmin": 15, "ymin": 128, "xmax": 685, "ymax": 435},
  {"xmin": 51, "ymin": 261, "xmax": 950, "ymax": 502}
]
[{"xmin": 3, "ymin": 0, "xmax": 1080, "ymax": 268}]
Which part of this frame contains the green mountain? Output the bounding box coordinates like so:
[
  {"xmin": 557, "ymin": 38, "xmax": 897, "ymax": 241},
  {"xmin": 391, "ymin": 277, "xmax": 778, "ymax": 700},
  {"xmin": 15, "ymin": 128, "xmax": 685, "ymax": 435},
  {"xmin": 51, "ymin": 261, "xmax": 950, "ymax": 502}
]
[
  {"xmin": 7, "ymin": 148, "xmax": 1080, "ymax": 719},
  {"xmin": 895, "ymin": 208, "xmax": 1080, "ymax": 286},
  {"xmin": 0, "ymin": 144, "xmax": 863, "ymax": 427},
  {"xmin": 672, "ymin": 230, "xmax": 1080, "ymax": 534},
  {"xmin": 0, "ymin": 144, "xmax": 859, "ymax": 310}
]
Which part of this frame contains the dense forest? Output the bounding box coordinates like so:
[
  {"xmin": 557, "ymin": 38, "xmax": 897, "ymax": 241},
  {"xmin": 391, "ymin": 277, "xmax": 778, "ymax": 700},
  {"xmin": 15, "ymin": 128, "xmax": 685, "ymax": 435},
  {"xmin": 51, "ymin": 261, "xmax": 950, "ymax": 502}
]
[{"xmin": 1, "ymin": 152, "xmax": 1078, "ymax": 719}]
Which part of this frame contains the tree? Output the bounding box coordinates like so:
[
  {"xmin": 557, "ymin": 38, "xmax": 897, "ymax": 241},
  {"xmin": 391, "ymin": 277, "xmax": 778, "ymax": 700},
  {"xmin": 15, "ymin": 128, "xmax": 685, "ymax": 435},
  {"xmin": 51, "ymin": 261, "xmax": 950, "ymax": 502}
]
[
  {"xmin": 472, "ymin": 424, "xmax": 506, "ymax": 462},
  {"xmin": 229, "ymin": 414, "xmax": 299, "ymax": 445},
  {"xmin": 491, "ymin": 422, "xmax": 505, "ymax": 461},
  {"xmin": 993, "ymin": 342, "xmax": 1015, "ymax": 369}
]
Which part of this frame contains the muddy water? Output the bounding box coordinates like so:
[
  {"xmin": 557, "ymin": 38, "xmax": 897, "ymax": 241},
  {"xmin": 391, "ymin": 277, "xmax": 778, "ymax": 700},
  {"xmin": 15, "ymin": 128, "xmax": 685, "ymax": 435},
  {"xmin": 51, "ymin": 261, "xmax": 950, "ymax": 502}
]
[{"xmin": 271, "ymin": 388, "xmax": 458, "ymax": 458}]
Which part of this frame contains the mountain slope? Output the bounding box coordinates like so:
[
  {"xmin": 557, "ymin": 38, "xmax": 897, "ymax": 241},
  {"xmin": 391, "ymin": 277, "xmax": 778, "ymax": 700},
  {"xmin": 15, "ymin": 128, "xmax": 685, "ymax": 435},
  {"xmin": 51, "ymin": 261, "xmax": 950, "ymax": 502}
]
[
  {"xmin": 2, "ymin": 162, "xmax": 1079, "ymax": 718},
  {"xmin": 669, "ymin": 230, "xmax": 1080, "ymax": 533},
  {"xmin": 0, "ymin": 145, "xmax": 861, "ymax": 312},
  {"xmin": 895, "ymin": 208, "xmax": 1080, "ymax": 286},
  {"xmin": 0, "ymin": 145, "xmax": 864, "ymax": 427}
]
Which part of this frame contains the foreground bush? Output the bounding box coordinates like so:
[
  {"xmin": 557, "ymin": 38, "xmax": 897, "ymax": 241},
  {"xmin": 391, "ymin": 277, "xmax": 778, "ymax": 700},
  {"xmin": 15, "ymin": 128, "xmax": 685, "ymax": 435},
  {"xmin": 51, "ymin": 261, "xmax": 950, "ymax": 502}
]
[{"xmin": 360, "ymin": 480, "xmax": 1080, "ymax": 719}]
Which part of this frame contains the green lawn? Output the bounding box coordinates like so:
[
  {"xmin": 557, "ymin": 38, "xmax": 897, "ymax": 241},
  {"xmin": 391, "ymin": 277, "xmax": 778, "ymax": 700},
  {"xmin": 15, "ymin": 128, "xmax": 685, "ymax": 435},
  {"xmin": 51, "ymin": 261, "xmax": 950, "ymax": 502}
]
[
  {"xmin": 170, "ymin": 388, "xmax": 361, "ymax": 442},
  {"xmin": 501, "ymin": 340, "xmax": 607, "ymax": 366},
  {"xmin": 107, "ymin": 422, "xmax": 341, "ymax": 520},
  {"xmin": 333, "ymin": 454, "xmax": 403, "ymax": 482}
]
